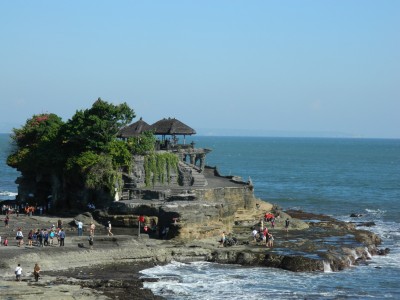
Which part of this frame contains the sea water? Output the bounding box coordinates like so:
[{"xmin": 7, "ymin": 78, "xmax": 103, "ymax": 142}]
[
  {"xmin": 1, "ymin": 134, "xmax": 400, "ymax": 299},
  {"xmin": 140, "ymin": 137, "xmax": 400, "ymax": 299},
  {"xmin": 0, "ymin": 134, "xmax": 19, "ymax": 201}
]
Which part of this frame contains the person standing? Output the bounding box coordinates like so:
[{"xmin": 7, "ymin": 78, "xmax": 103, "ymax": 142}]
[
  {"xmin": 88, "ymin": 234, "xmax": 94, "ymax": 249},
  {"xmin": 262, "ymin": 227, "xmax": 269, "ymax": 245},
  {"xmin": 107, "ymin": 221, "xmax": 113, "ymax": 236},
  {"xmin": 15, "ymin": 264, "xmax": 22, "ymax": 281},
  {"xmin": 27, "ymin": 229, "xmax": 33, "ymax": 247},
  {"xmin": 252, "ymin": 228, "xmax": 258, "ymax": 243},
  {"xmin": 219, "ymin": 231, "xmax": 226, "ymax": 247},
  {"xmin": 285, "ymin": 218, "xmax": 290, "ymax": 232},
  {"xmin": 16, "ymin": 228, "xmax": 24, "ymax": 247},
  {"xmin": 75, "ymin": 219, "xmax": 83, "ymax": 236},
  {"xmin": 33, "ymin": 263, "xmax": 41, "ymax": 282},
  {"xmin": 4, "ymin": 215, "xmax": 9, "ymax": 228},
  {"xmin": 267, "ymin": 233, "xmax": 274, "ymax": 248},
  {"xmin": 89, "ymin": 222, "xmax": 96, "ymax": 236},
  {"xmin": 59, "ymin": 229, "xmax": 65, "ymax": 246}
]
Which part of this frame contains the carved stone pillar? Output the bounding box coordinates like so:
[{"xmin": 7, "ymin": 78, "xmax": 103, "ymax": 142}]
[
  {"xmin": 190, "ymin": 154, "xmax": 196, "ymax": 165},
  {"xmin": 199, "ymin": 154, "xmax": 206, "ymax": 171}
]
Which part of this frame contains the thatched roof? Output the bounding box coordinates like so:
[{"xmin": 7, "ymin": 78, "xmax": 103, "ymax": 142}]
[
  {"xmin": 150, "ymin": 118, "xmax": 196, "ymax": 136},
  {"xmin": 118, "ymin": 118, "xmax": 151, "ymax": 138}
]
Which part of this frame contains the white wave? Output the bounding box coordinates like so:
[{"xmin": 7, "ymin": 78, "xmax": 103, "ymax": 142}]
[
  {"xmin": 323, "ymin": 261, "xmax": 332, "ymax": 273},
  {"xmin": 0, "ymin": 191, "xmax": 17, "ymax": 197}
]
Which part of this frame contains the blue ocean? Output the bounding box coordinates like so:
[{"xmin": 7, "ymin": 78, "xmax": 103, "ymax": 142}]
[
  {"xmin": 141, "ymin": 136, "xmax": 400, "ymax": 299},
  {"xmin": 1, "ymin": 134, "xmax": 400, "ymax": 299}
]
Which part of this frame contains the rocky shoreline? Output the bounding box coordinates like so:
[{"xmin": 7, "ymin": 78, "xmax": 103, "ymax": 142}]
[{"xmin": 0, "ymin": 206, "xmax": 389, "ymax": 299}]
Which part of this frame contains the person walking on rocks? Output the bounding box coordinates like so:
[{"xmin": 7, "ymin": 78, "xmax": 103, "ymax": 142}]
[
  {"xmin": 4, "ymin": 215, "xmax": 9, "ymax": 228},
  {"xmin": 88, "ymin": 234, "xmax": 94, "ymax": 249},
  {"xmin": 107, "ymin": 221, "xmax": 113, "ymax": 236},
  {"xmin": 59, "ymin": 229, "xmax": 65, "ymax": 246},
  {"xmin": 27, "ymin": 229, "xmax": 33, "ymax": 247},
  {"xmin": 33, "ymin": 263, "xmax": 41, "ymax": 282},
  {"xmin": 285, "ymin": 218, "xmax": 290, "ymax": 232},
  {"xmin": 267, "ymin": 233, "xmax": 274, "ymax": 248},
  {"xmin": 16, "ymin": 228, "xmax": 24, "ymax": 247},
  {"xmin": 252, "ymin": 228, "xmax": 258, "ymax": 243},
  {"xmin": 89, "ymin": 222, "xmax": 96, "ymax": 236},
  {"xmin": 15, "ymin": 264, "xmax": 22, "ymax": 281}
]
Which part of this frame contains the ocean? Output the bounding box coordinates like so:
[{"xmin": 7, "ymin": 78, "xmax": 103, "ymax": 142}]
[
  {"xmin": 1, "ymin": 134, "xmax": 400, "ymax": 299},
  {"xmin": 140, "ymin": 136, "xmax": 400, "ymax": 299}
]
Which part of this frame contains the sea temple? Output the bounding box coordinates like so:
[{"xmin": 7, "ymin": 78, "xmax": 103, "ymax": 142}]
[{"xmin": 110, "ymin": 117, "xmax": 256, "ymax": 240}]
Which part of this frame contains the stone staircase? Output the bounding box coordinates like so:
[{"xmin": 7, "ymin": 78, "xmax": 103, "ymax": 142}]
[{"xmin": 178, "ymin": 161, "xmax": 207, "ymax": 188}]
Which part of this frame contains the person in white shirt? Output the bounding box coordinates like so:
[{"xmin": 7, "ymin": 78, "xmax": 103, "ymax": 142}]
[
  {"xmin": 252, "ymin": 229, "xmax": 259, "ymax": 243},
  {"xmin": 74, "ymin": 219, "xmax": 83, "ymax": 236},
  {"xmin": 15, "ymin": 264, "xmax": 22, "ymax": 281},
  {"xmin": 107, "ymin": 221, "xmax": 113, "ymax": 236}
]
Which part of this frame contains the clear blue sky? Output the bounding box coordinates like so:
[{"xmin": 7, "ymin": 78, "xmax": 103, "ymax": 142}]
[{"xmin": 0, "ymin": 1, "xmax": 399, "ymax": 138}]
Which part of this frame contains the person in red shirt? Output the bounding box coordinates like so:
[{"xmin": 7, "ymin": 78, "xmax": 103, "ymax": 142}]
[{"xmin": 263, "ymin": 227, "xmax": 268, "ymax": 245}]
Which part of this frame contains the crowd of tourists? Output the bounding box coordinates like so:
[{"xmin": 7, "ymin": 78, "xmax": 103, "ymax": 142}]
[
  {"xmin": 2, "ymin": 224, "xmax": 67, "ymax": 248},
  {"xmin": 250, "ymin": 211, "xmax": 291, "ymax": 248}
]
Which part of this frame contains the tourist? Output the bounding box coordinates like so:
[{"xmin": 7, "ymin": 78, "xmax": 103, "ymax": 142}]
[
  {"xmin": 285, "ymin": 218, "xmax": 290, "ymax": 232},
  {"xmin": 27, "ymin": 229, "xmax": 33, "ymax": 247},
  {"xmin": 33, "ymin": 263, "xmax": 41, "ymax": 282},
  {"xmin": 107, "ymin": 221, "xmax": 113, "ymax": 236},
  {"xmin": 74, "ymin": 219, "xmax": 83, "ymax": 236},
  {"xmin": 59, "ymin": 229, "xmax": 65, "ymax": 246},
  {"xmin": 16, "ymin": 228, "xmax": 24, "ymax": 247},
  {"xmin": 89, "ymin": 222, "xmax": 96, "ymax": 236},
  {"xmin": 57, "ymin": 219, "xmax": 63, "ymax": 229},
  {"xmin": 267, "ymin": 233, "xmax": 274, "ymax": 248},
  {"xmin": 263, "ymin": 227, "xmax": 268, "ymax": 245},
  {"xmin": 252, "ymin": 228, "xmax": 258, "ymax": 243},
  {"xmin": 3, "ymin": 236, "xmax": 8, "ymax": 246},
  {"xmin": 4, "ymin": 215, "xmax": 9, "ymax": 228},
  {"xmin": 49, "ymin": 229, "xmax": 55, "ymax": 245},
  {"xmin": 219, "ymin": 231, "xmax": 226, "ymax": 247},
  {"xmin": 15, "ymin": 264, "xmax": 22, "ymax": 281},
  {"xmin": 37, "ymin": 229, "xmax": 44, "ymax": 247},
  {"xmin": 88, "ymin": 234, "xmax": 94, "ymax": 249},
  {"xmin": 43, "ymin": 229, "xmax": 49, "ymax": 246}
]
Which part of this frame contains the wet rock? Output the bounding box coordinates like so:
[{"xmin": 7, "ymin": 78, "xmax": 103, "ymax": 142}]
[
  {"xmin": 350, "ymin": 213, "xmax": 363, "ymax": 218},
  {"xmin": 377, "ymin": 248, "xmax": 390, "ymax": 255},
  {"xmin": 356, "ymin": 222, "xmax": 376, "ymax": 227}
]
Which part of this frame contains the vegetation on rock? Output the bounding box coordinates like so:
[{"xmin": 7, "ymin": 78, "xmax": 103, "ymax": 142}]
[
  {"xmin": 7, "ymin": 98, "xmax": 137, "ymax": 208},
  {"xmin": 144, "ymin": 152, "xmax": 179, "ymax": 187}
]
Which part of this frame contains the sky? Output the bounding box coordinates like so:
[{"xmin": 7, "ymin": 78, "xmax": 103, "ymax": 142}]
[{"xmin": 0, "ymin": 1, "xmax": 399, "ymax": 138}]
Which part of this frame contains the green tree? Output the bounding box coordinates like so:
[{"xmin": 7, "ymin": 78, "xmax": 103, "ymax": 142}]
[
  {"xmin": 61, "ymin": 98, "xmax": 135, "ymax": 154},
  {"xmin": 7, "ymin": 113, "xmax": 64, "ymax": 172},
  {"xmin": 128, "ymin": 130, "xmax": 156, "ymax": 155},
  {"xmin": 66, "ymin": 151, "xmax": 120, "ymax": 192}
]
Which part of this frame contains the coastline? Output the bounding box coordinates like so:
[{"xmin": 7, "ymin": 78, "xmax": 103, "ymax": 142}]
[{"xmin": 0, "ymin": 209, "xmax": 386, "ymax": 299}]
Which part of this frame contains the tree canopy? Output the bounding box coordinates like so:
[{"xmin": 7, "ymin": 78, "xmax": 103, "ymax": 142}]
[
  {"xmin": 7, "ymin": 98, "xmax": 137, "ymax": 205},
  {"xmin": 61, "ymin": 98, "xmax": 135, "ymax": 154},
  {"xmin": 7, "ymin": 113, "xmax": 64, "ymax": 172}
]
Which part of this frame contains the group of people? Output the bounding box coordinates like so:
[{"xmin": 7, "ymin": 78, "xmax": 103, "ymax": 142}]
[
  {"xmin": 252, "ymin": 226, "xmax": 274, "ymax": 248},
  {"xmin": 13, "ymin": 226, "xmax": 67, "ymax": 248},
  {"xmin": 250, "ymin": 211, "xmax": 291, "ymax": 248}
]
